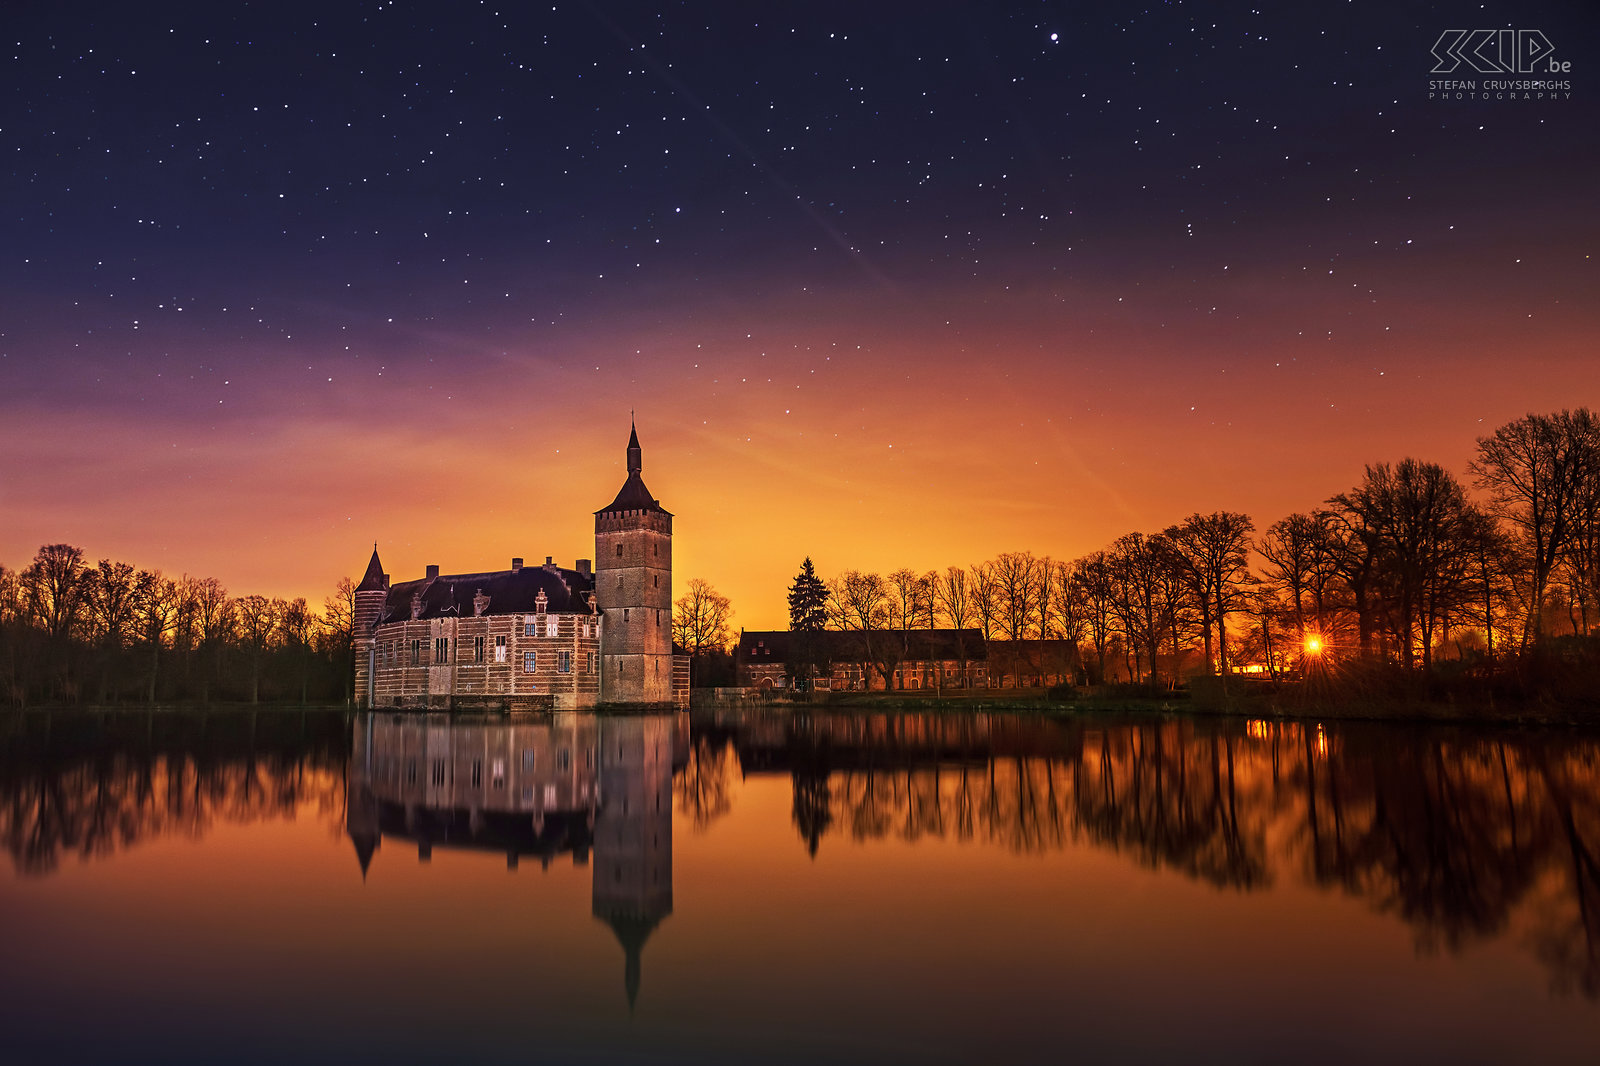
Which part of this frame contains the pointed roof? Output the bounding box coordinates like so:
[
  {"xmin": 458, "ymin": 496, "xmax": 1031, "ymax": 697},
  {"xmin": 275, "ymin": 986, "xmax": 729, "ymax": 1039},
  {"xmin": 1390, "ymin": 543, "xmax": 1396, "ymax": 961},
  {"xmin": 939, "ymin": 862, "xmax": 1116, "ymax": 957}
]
[
  {"xmin": 597, "ymin": 910, "xmax": 666, "ymax": 1013},
  {"xmin": 351, "ymin": 830, "xmax": 379, "ymax": 880},
  {"xmin": 598, "ymin": 422, "xmax": 671, "ymax": 516},
  {"xmin": 355, "ymin": 546, "xmax": 386, "ymax": 592}
]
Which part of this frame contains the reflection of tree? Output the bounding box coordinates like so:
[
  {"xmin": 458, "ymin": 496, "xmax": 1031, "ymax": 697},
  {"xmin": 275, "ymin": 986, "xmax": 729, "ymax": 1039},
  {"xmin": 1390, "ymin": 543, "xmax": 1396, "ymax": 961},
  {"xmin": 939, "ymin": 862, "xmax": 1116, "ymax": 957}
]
[
  {"xmin": 673, "ymin": 734, "xmax": 736, "ymax": 830},
  {"xmin": 1072, "ymin": 726, "xmax": 1269, "ymax": 888},
  {"xmin": 791, "ymin": 771, "xmax": 831, "ymax": 858},
  {"xmin": 0, "ymin": 710, "xmax": 349, "ymax": 876},
  {"xmin": 714, "ymin": 709, "xmax": 1600, "ymax": 1000}
]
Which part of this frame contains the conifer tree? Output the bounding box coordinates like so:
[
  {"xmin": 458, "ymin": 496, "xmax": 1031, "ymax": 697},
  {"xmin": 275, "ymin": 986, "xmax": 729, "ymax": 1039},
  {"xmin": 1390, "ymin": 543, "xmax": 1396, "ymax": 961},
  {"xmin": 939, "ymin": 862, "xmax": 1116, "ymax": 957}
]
[{"xmin": 786, "ymin": 558, "xmax": 830, "ymax": 691}]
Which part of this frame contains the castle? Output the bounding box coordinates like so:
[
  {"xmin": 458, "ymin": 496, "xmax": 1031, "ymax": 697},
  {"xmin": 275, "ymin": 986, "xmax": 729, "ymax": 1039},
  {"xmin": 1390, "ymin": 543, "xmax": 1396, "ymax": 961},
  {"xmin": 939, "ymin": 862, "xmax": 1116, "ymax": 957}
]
[{"xmin": 352, "ymin": 423, "xmax": 687, "ymax": 710}]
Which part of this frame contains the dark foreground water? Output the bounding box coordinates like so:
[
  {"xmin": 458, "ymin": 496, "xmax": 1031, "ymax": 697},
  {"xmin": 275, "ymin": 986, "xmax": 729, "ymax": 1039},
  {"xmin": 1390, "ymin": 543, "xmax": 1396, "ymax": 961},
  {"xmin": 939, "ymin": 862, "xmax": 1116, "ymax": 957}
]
[{"xmin": 2, "ymin": 707, "xmax": 1599, "ymax": 1065}]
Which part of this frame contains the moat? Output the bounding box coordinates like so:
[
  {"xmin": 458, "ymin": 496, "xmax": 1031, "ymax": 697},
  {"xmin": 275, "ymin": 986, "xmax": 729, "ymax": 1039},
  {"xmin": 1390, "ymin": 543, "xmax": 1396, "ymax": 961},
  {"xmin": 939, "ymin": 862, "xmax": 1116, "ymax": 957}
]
[{"xmin": 3, "ymin": 707, "xmax": 1598, "ymax": 1064}]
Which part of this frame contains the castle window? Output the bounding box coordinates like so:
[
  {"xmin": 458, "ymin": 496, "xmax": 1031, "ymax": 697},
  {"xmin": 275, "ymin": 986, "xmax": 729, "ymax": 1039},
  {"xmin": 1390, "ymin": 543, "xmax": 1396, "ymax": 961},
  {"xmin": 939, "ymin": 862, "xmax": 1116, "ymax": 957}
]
[
  {"xmin": 587, "ymin": 651, "xmax": 597, "ymax": 674},
  {"xmin": 473, "ymin": 636, "xmax": 485, "ymax": 663},
  {"xmin": 524, "ymin": 620, "xmax": 537, "ymax": 637},
  {"xmin": 494, "ymin": 635, "xmax": 507, "ymax": 663},
  {"xmin": 546, "ymin": 616, "xmax": 559, "ymax": 638},
  {"xmin": 524, "ymin": 651, "xmax": 537, "ymax": 673},
  {"xmin": 616, "ymin": 545, "xmax": 623, "ymax": 557},
  {"xmin": 623, "ymin": 609, "xmax": 629, "ymax": 622},
  {"xmin": 434, "ymin": 637, "xmax": 449, "ymax": 664},
  {"xmin": 558, "ymin": 650, "xmax": 572, "ymax": 674},
  {"xmin": 410, "ymin": 639, "xmax": 421, "ymax": 666},
  {"xmin": 652, "ymin": 575, "xmax": 658, "ymax": 588}
]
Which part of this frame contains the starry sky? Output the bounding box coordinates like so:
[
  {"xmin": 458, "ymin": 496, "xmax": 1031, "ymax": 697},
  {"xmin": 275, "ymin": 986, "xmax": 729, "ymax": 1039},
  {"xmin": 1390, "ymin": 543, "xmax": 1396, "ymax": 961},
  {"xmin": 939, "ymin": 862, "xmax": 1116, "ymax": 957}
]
[{"xmin": 3, "ymin": 1, "xmax": 1597, "ymax": 628}]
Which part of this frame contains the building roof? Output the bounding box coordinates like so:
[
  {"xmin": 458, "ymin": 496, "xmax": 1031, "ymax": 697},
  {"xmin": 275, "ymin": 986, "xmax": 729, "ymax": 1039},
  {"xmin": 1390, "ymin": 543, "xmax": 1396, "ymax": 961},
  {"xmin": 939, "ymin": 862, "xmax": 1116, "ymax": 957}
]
[
  {"xmin": 355, "ymin": 546, "xmax": 387, "ymax": 592},
  {"xmin": 597, "ymin": 422, "xmax": 671, "ymax": 516},
  {"xmin": 378, "ymin": 563, "xmax": 596, "ymax": 623},
  {"xmin": 739, "ymin": 628, "xmax": 987, "ymax": 663}
]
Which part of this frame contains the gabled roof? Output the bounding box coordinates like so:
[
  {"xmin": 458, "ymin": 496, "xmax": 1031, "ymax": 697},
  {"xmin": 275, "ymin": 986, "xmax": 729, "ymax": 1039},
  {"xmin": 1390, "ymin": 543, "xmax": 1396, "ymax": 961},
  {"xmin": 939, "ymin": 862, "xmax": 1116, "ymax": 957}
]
[
  {"xmin": 740, "ymin": 629, "xmax": 988, "ymax": 662},
  {"xmin": 378, "ymin": 564, "xmax": 596, "ymax": 623}
]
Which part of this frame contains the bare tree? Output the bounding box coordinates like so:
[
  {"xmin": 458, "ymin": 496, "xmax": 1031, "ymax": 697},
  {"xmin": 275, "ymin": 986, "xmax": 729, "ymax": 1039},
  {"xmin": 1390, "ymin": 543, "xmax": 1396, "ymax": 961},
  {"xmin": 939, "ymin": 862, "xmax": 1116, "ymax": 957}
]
[
  {"xmin": 189, "ymin": 577, "xmax": 231, "ymax": 702},
  {"xmin": 21, "ymin": 544, "xmax": 87, "ymax": 699},
  {"xmin": 234, "ymin": 594, "xmax": 277, "ymax": 704},
  {"xmin": 322, "ymin": 576, "xmax": 357, "ymax": 702},
  {"xmin": 934, "ymin": 565, "xmax": 976, "ymax": 686},
  {"xmin": 835, "ymin": 570, "xmax": 895, "ymax": 688},
  {"xmin": 993, "ymin": 551, "xmax": 1040, "ymax": 641},
  {"xmin": 1333, "ymin": 460, "xmax": 1483, "ymax": 671},
  {"xmin": 1075, "ymin": 551, "xmax": 1117, "ymax": 683},
  {"xmin": 1164, "ymin": 512, "xmax": 1255, "ymax": 675},
  {"xmin": 970, "ymin": 562, "xmax": 1000, "ymax": 646},
  {"xmin": 1470, "ymin": 409, "xmax": 1600, "ymax": 648},
  {"xmin": 672, "ymin": 578, "xmax": 734, "ymax": 685},
  {"xmin": 84, "ymin": 559, "xmax": 140, "ymax": 702},
  {"xmin": 135, "ymin": 570, "xmax": 182, "ymax": 703}
]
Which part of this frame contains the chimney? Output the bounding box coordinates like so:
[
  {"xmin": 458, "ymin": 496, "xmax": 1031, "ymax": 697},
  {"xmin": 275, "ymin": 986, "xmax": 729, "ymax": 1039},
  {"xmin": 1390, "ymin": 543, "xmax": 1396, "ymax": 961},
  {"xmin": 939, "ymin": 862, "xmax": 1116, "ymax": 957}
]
[
  {"xmin": 545, "ymin": 555, "xmax": 554, "ymax": 568},
  {"xmin": 511, "ymin": 557, "xmax": 523, "ymax": 572},
  {"xmin": 577, "ymin": 558, "xmax": 591, "ymax": 575},
  {"xmin": 425, "ymin": 564, "xmax": 439, "ymax": 580}
]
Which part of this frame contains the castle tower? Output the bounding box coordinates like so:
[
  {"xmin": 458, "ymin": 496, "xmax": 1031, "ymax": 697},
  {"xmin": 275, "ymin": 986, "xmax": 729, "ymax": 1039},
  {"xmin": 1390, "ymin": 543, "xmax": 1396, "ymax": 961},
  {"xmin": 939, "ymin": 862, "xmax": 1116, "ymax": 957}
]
[
  {"xmin": 352, "ymin": 546, "xmax": 389, "ymax": 708},
  {"xmin": 594, "ymin": 422, "xmax": 673, "ymax": 704}
]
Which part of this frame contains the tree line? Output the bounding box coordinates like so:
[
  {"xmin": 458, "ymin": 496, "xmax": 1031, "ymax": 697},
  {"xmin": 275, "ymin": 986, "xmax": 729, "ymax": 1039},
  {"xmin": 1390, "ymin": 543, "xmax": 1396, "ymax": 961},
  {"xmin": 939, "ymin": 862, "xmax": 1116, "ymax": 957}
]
[
  {"xmin": 0, "ymin": 545, "xmax": 357, "ymax": 706},
  {"xmin": 756, "ymin": 409, "xmax": 1600, "ymax": 690}
]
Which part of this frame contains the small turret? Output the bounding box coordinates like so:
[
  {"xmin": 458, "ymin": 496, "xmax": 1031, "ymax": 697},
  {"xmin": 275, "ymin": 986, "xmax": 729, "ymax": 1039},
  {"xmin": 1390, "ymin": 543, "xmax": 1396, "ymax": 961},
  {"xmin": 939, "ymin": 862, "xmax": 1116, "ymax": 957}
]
[{"xmin": 353, "ymin": 545, "xmax": 390, "ymax": 708}]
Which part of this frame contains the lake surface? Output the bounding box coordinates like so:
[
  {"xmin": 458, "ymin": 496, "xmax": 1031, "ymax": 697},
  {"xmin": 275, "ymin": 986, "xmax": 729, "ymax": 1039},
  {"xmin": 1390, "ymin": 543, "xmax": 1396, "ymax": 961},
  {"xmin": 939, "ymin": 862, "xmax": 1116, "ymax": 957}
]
[{"xmin": 2, "ymin": 706, "xmax": 1598, "ymax": 1064}]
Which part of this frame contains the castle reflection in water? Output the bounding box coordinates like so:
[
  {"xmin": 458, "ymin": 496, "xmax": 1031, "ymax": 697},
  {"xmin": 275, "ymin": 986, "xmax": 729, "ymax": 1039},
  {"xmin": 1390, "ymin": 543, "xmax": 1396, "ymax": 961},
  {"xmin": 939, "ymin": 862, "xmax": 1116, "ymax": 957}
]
[
  {"xmin": 3, "ymin": 706, "xmax": 1597, "ymax": 1009},
  {"xmin": 346, "ymin": 711, "xmax": 687, "ymax": 1007}
]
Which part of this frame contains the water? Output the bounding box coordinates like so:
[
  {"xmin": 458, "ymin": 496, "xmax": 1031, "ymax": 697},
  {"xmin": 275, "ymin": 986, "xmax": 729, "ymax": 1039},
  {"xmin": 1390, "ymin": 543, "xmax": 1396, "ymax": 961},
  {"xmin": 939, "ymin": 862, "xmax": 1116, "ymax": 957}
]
[{"xmin": 2, "ymin": 707, "xmax": 1598, "ymax": 1064}]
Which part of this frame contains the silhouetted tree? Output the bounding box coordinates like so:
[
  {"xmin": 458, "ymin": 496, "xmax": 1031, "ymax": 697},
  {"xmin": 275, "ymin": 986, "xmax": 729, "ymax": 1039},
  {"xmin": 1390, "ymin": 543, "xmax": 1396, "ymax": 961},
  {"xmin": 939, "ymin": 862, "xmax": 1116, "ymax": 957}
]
[
  {"xmin": 1164, "ymin": 513, "xmax": 1255, "ymax": 675},
  {"xmin": 785, "ymin": 558, "xmax": 830, "ymax": 691},
  {"xmin": 671, "ymin": 578, "xmax": 734, "ymax": 686},
  {"xmin": 1471, "ymin": 409, "xmax": 1600, "ymax": 649}
]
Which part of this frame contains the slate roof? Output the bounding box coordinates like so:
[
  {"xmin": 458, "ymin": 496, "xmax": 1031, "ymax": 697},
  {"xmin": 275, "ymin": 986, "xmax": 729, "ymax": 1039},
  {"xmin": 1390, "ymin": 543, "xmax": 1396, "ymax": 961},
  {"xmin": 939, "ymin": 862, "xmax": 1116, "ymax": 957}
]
[
  {"xmin": 598, "ymin": 471, "xmax": 670, "ymax": 515},
  {"xmin": 378, "ymin": 564, "xmax": 596, "ymax": 623},
  {"xmin": 355, "ymin": 547, "xmax": 387, "ymax": 592},
  {"xmin": 739, "ymin": 628, "xmax": 987, "ymax": 662},
  {"xmin": 597, "ymin": 422, "xmax": 671, "ymax": 515}
]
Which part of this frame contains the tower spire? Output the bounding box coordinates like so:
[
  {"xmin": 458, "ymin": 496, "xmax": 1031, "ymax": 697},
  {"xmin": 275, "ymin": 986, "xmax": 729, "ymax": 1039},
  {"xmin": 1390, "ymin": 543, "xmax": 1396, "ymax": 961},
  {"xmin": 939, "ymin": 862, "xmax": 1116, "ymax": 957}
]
[{"xmin": 626, "ymin": 419, "xmax": 642, "ymax": 475}]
